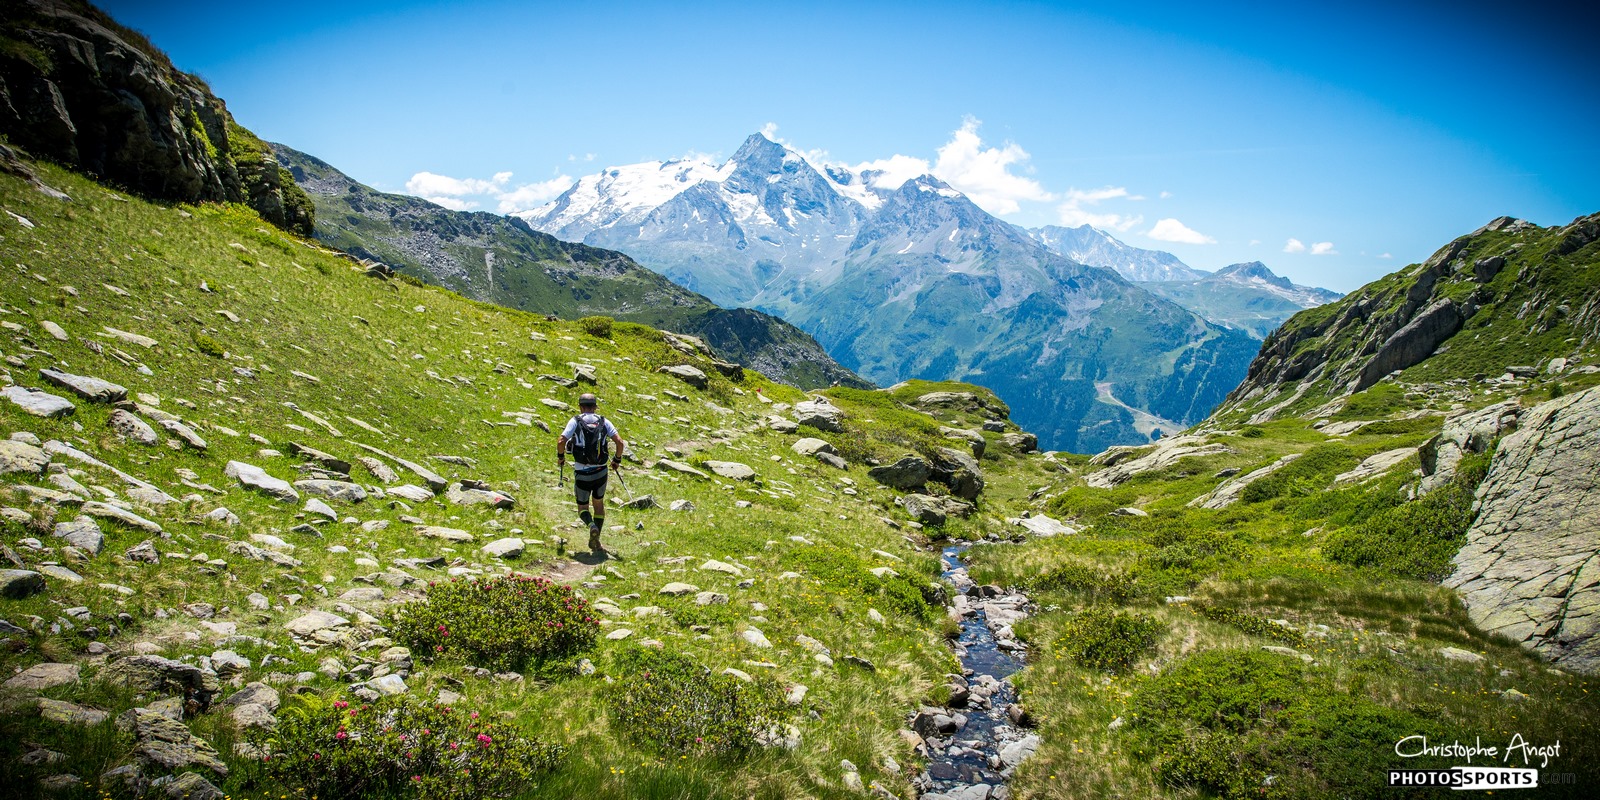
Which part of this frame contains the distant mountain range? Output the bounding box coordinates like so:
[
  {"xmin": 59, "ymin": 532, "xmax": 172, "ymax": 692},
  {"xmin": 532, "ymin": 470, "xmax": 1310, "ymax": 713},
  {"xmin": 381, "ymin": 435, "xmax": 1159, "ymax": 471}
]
[
  {"xmin": 271, "ymin": 143, "xmax": 867, "ymax": 390},
  {"xmin": 520, "ymin": 134, "xmax": 1293, "ymax": 452}
]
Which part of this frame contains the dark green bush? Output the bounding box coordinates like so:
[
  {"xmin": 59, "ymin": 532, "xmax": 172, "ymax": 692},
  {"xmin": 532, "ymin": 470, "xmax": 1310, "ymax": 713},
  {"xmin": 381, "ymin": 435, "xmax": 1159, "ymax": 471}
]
[
  {"xmin": 577, "ymin": 315, "xmax": 614, "ymax": 338},
  {"xmin": 606, "ymin": 648, "xmax": 790, "ymax": 758},
  {"xmin": 193, "ymin": 331, "xmax": 225, "ymax": 358},
  {"xmin": 1240, "ymin": 425, "xmax": 1266, "ymax": 438},
  {"xmin": 1196, "ymin": 604, "xmax": 1305, "ymax": 646},
  {"xmin": 1240, "ymin": 443, "xmax": 1359, "ymax": 504},
  {"xmin": 393, "ymin": 576, "xmax": 598, "ymax": 671},
  {"xmin": 1130, "ymin": 649, "xmax": 1459, "ymax": 799},
  {"xmin": 397, "ymin": 272, "xmax": 427, "ymax": 287},
  {"xmin": 252, "ymin": 694, "xmax": 564, "ymax": 800},
  {"xmin": 1052, "ymin": 607, "xmax": 1163, "ymax": 673},
  {"xmin": 1322, "ymin": 452, "xmax": 1489, "ymax": 580}
]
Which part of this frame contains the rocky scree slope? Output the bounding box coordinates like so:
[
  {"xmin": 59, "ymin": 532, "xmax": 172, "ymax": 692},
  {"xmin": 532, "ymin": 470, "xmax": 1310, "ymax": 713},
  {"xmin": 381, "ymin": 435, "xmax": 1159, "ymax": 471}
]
[
  {"xmin": 0, "ymin": 0, "xmax": 313, "ymax": 237},
  {"xmin": 0, "ymin": 153, "xmax": 1074, "ymax": 800},
  {"xmin": 272, "ymin": 143, "xmax": 865, "ymax": 391}
]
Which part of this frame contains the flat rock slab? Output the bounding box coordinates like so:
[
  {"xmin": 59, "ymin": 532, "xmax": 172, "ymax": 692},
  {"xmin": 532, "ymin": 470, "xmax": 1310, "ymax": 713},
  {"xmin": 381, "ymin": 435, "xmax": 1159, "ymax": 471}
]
[
  {"xmin": 40, "ymin": 368, "xmax": 126, "ymax": 403},
  {"xmin": 387, "ymin": 484, "xmax": 435, "ymax": 502},
  {"xmin": 156, "ymin": 419, "xmax": 207, "ymax": 451},
  {"xmin": 446, "ymin": 483, "xmax": 515, "ymax": 509},
  {"xmin": 226, "ymin": 461, "xmax": 299, "ymax": 501},
  {"xmin": 658, "ymin": 582, "xmax": 700, "ymax": 596},
  {"xmin": 655, "ymin": 459, "xmax": 707, "ymax": 478},
  {"xmin": 791, "ymin": 437, "xmax": 836, "ymax": 457},
  {"xmin": 0, "ymin": 439, "xmax": 50, "ymax": 475},
  {"xmin": 657, "ymin": 364, "xmax": 708, "ymax": 389},
  {"xmin": 294, "ymin": 479, "xmax": 367, "ymax": 503},
  {"xmin": 38, "ymin": 698, "xmax": 108, "ymax": 725},
  {"xmin": 5, "ymin": 662, "xmax": 80, "ymax": 691},
  {"xmin": 1334, "ymin": 447, "xmax": 1418, "ymax": 484},
  {"xmin": 700, "ymin": 559, "xmax": 744, "ymax": 575},
  {"xmin": 1016, "ymin": 515, "xmax": 1075, "ymax": 537},
  {"xmin": 2, "ymin": 385, "xmax": 76, "ymax": 417},
  {"xmin": 82, "ymin": 502, "xmax": 163, "ymax": 535},
  {"xmin": 482, "ymin": 538, "xmax": 525, "ymax": 558},
  {"xmin": 303, "ymin": 498, "xmax": 338, "ymax": 520},
  {"xmin": 283, "ymin": 611, "xmax": 350, "ymax": 637},
  {"xmin": 704, "ymin": 461, "xmax": 756, "ymax": 481},
  {"xmin": 287, "ymin": 442, "xmax": 352, "ymax": 474},
  {"xmin": 417, "ymin": 525, "xmax": 474, "ymax": 542}
]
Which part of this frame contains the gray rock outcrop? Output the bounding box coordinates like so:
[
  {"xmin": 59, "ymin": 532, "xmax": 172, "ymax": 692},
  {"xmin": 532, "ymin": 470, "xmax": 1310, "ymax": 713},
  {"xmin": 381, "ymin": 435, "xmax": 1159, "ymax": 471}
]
[
  {"xmin": 1445, "ymin": 385, "xmax": 1600, "ymax": 674},
  {"xmin": 868, "ymin": 456, "xmax": 931, "ymax": 491},
  {"xmin": 1355, "ymin": 298, "xmax": 1464, "ymax": 392},
  {"xmin": 1419, "ymin": 400, "xmax": 1522, "ymax": 494}
]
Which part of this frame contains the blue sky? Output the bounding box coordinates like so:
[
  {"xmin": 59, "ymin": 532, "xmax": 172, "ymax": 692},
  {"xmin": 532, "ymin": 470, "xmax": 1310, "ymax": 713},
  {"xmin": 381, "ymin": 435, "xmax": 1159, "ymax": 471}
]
[{"xmin": 102, "ymin": 0, "xmax": 1598, "ymax": 292}]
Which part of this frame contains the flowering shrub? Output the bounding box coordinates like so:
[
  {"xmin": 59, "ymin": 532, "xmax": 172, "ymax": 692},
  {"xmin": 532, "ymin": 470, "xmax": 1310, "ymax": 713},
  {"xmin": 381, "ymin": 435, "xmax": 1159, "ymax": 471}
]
[
  {"xmin": 393, "ymin": 575, "xmax": 598, "ymax": 671},
  {"xmin": 1052, "ymin": 606, "xmax": 1164, "ymax": 674},
  {"xmin": 250, "ymin": 694, "xmax": 565, "ymax": 800},
  {"xmin": 606, "ymin": 648, "xmax": 790, "ymax": 758}
]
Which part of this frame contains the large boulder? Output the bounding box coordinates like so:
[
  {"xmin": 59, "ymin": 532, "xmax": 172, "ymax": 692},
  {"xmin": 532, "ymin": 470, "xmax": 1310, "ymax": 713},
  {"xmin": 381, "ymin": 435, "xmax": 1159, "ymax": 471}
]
[
  {"xmin": 118, "ymin": 709, "xmax": 228, "ymax": 775},
  {"xmin": 0, "ymin": 439, "xmax": 50, "ymax": 475},
  {"xmin": 903, "ymin": 494, "xmax": 973, "ymax": 527},
  {"xmin": 1445, "ymin": 385, "xmax": 1600, "ymax": 674},
  {"xmin": 868, "ymin": 456, "xmax": 932, "ymax": 491},
  {"xmin": 101, "ymin": 656, "xmax": 221, "ymax": 709},
  {"xmin": 932, "ymin": 447, "xmax": 985, "ymax": 500},
  {"xmin": 1419, "ymin": 400, "xmax": 1522, "ymax": 494},
  {"xmin": 793, "ymin": 399, "xmax": 845, "ymax": 433},
  {"xmin": 0, "ymin": 569, "xmax": 47, "ymax": 598}
]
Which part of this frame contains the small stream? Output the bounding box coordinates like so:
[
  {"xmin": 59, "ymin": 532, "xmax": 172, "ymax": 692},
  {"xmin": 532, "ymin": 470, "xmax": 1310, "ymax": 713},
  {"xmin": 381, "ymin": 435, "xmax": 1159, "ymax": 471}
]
[{"xmin": 908, "ymin": 545, "xmax": 1038, "ymax": 800}]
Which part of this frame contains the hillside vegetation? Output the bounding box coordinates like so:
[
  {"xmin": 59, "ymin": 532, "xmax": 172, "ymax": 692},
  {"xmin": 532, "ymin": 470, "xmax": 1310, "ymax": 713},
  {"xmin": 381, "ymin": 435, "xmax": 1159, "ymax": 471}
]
[{"xmin": 0, "ymin": 154, "xmax": 1057, "ymax": 799}]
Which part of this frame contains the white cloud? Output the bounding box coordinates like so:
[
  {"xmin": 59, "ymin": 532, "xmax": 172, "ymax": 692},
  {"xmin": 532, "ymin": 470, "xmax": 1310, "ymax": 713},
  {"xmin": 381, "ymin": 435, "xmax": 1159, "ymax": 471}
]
[
  {"xmin": 1378, "ymin": 252, "xmax": 1393, "ymax": 259},
  {"xmin": 929, "ymin": 117, "xmax": 1053, "ymax": 214},
  {"xmin": 855, "ymin": 154, "xmax": 934, "ymax": 190},
  {"xmin": 1283, "ymin": 238, "xmax": 1306, "ymax": 253},
  {"xmin": 1146, "ymin": 218, "xmax": 1216, "ymax": 244},
  {"xmin": 495, "ymin": 176, "xmax": 578, "ymax": 213},
  {"xmin": 1310, "ymin": 241, "xmax": 1338, "ymax": 255},
  {"xmin": 1159, "ymin": 190, "xmax": 1173, "ymax": 199},
  {"xmin": 404, "ymin": 169, "xmax": 574, "ymax": 215},
  {"xmin": 1248, "ymin": 239, "xmax": 1261, "ymax": 246},
  {"xmin": 843, "ymin": 117, "xmax": 1052, "ymax": 215},
  {"xmin": 1056, "ymin": 186, "xmax": 1142, "ymax": 232}
]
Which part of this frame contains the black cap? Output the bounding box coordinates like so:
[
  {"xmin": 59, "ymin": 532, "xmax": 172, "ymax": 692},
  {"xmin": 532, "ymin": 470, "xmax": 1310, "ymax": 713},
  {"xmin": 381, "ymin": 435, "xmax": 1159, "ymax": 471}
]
[{"xmin": 578, "ymin": 393, "xmax": 599, "ymax": 407}]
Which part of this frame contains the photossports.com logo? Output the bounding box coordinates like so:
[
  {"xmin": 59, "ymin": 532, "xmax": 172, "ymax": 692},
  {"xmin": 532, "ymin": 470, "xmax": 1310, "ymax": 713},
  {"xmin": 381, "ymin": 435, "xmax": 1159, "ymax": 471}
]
[{"xmin": 1390, "ymin": 734, "xmax": 1568, "ymax": 790}]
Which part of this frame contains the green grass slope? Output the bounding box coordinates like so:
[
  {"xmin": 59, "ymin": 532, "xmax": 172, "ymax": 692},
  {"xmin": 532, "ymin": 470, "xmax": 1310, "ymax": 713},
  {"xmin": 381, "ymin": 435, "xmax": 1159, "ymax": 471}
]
[{"xmin": 0, "ymin": 155, "xmax": 1067, "ymax": 799}]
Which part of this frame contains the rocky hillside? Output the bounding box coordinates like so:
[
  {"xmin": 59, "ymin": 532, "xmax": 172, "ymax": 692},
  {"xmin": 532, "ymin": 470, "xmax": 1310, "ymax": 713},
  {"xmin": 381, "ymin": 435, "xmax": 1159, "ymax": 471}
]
[
  {"xmin": 271, "ymin": 144, "xmax": 866, "ymax": 391},
  {"xmin": 1143, "ymin": 261, "xmax": 1343, "ymax": 339},
  {"xmin": 0, "ymin": 149, "xmax": 1076, "ymax": 800},
  {"xmin": 1217, "ymin": 214, "xmax": 1600, "ymax": 424},
  {"xmin": 0, "ymin": 0, "xmax": 313, "ymax": 236}
]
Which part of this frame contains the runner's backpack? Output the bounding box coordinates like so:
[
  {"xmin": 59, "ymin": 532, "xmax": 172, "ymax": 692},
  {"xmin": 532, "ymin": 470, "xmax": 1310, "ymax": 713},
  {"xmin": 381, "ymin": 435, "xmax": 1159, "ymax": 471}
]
[{"xmin": 569, "ymin": 413, "xmax": 610, "ymax": 464}]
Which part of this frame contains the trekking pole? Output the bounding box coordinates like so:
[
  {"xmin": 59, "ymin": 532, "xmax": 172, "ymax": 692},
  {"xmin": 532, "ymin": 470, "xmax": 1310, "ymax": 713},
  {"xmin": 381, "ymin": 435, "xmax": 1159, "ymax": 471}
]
[
  {"xmin": 612, "ymin": 462, "xmax": 633, "ymax": 504},
  {"xmin": 558, "ymin": 460, "xmax": 567, "ymax": 488}
]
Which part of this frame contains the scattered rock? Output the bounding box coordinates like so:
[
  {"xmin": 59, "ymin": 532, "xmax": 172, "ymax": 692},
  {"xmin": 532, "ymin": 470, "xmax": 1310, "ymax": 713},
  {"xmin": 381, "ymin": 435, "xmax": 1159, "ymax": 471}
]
[
  {"xmin": 867, "ymin": 455, "xmax": 931, "ymax": 491},
  {"xmin": 101, "ymin": 655, "xmax": 221, "ymax": 709},
  {"xmin": 295, "ymin": 479, "xmax": 368, "ymax": 503},
  {"xmin": 655, "ymin": 459, "xmax": 708, "ymax": 478},
  {"xmin": 108, "ymin": 410, "xmax": 160, "ymax": 446},
  {"xmin": 791, "ymin": 438, "xmax": 836, "ymax": 457},
  {"xmin": 52, "ymin": 516, "xmax": 104, "ymax": 555},
  {"xmin": 38, "ymin": 699, "xmax": 109, "ymax": 725},
  {"xmin": 4, "ymin": 662, "xmax": 80, "ymax": 691},
  {"xmin": 118, "ymin": 708, "xmax": 228, "ymax": 775},
  {"xmin": 2, "ymin": 385, "xmax": 76, "ymax": 417},
  {"xmin": 1016, "ymin": 515, "xmax": 1075, "ymax": 537},
  {"xmin": 657, "ymin": 364, "xmax": 708, "ymax": 389},
  {"xmin": 39, "ymin": 368, "xmax": 126, "ymax": 403},
  {"xmin": 482, "ymin": 538, "xmax": 525, "ymax": 558},
  {"xmin": 658, "ymin": 582, "xmax": 700, "ymax": 596},
  {"xmin": 225, "ymin": 461, "xmax": 299, "ymax": 501},
  {"xmin": 0, "ymin": 439, "xmax": 50, "ymax": 475},
  {"xmin": 704, "ymin": 460, "xmax": 756, "ymax": 481},
  {"xmin": 793, "ymin": 399, "xmax": 844, "ymax": 432}
]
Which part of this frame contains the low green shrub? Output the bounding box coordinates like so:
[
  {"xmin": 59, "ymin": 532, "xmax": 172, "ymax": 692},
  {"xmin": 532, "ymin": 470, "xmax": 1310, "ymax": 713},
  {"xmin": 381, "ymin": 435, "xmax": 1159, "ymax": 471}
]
[
  {"xmin": 1130, "ymin": 649, "xmax": 1458, "ymax": 799},
  {"xmin": 606, "ymin": 648, "xmax": 790, "ymax": 758},
  {"xmin": 1029, "ymin": 559, "xmax": 1138, "ymax": 603},
  {"xmin": 1240, "ymin": 443, "xmax": 1359, "ymax": 504},
  {"xmin": 252, "ymin": 694, "xmax": 565, "ymax": 800},
  {"xmin": 393, "ymin": 576, "xmax": 598, "ymax": 672},
  {"xmin": 1051, "ymin": 607, "xmax": 1163, "ymax": 673},
  {"xmin": 192, "ymin": 331, "xmax": 225, "ymax": 358},
  {"xmin": 1195, "ymin": 604, "xmax": 1305, "ymax": 646},
  {"xmin": 791, "ymin": 544, "xmax": 933, "ymax": 618},
  {"xmin": 577, "ymin": 315, "xmax": 614, "ymax": 338},
  {"xmin": 397, "ymin": 272, "xmax": 427, "ymax": 287},
  {"xmin": 1322, "ymin": 452, "xmax": 1489, "ymax": 580}
]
